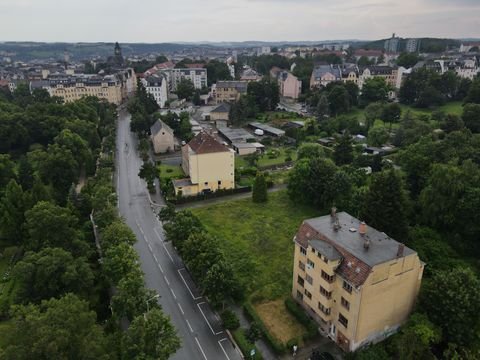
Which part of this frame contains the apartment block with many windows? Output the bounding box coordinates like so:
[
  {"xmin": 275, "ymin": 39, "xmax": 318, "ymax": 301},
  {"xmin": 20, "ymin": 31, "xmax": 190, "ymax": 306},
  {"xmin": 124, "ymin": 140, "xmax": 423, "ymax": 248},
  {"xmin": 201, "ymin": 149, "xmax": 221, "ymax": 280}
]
[{"xmin": 292, "ymin": 210, "xmax": 424, "ymax": 352}]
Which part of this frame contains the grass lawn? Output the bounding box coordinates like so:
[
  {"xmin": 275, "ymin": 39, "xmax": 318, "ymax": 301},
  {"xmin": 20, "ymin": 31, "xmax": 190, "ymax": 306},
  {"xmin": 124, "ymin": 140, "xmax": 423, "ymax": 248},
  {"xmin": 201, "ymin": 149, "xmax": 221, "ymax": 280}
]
[
  {"xmin": 236, "ymin": 148, "xmax": 297, "ymax": 170},
  {"xmin": 192, "ymin": 191, "xmax": 322, "ymax": 301},
  {"xmin": 158, "ymin": 164, "xmax": 184, "ymax": 180}
]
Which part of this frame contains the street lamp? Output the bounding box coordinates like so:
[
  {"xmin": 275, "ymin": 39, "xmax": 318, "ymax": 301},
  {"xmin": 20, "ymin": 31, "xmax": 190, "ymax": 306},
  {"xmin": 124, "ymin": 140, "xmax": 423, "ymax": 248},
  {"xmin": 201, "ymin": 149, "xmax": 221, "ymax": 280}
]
[{"xmin": 146, "ymin": 294, "xmax": 160, "ymax": 314}]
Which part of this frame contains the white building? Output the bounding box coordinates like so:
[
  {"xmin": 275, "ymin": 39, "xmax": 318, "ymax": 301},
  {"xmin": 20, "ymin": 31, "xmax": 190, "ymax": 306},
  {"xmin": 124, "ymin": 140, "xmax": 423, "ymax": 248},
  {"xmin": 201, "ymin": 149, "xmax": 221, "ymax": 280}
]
[
  {"xmin": 163, "ymin": 68, "xmax": 208, "ymax": 91},
  {"xmin": 142, "ymin": 73, "xmax": 168, "ymax": 108},
  {"xmin": 406, "ymin": 39, "xmax": 419, "ymax": 53}
]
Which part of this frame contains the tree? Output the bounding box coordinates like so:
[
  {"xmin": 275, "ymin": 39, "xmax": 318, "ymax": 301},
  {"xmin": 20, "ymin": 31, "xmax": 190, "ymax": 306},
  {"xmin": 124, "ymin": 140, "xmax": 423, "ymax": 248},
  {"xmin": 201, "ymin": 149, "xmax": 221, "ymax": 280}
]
[
  {"xmin": 357, "ymin": 56, "xmax": 374, "ymax": 66},
  {"xmin": 464, "ymin": 77, "xmax": 480, "ymax": 104},
  {"xmin": 396, "ymin": 52, "xmax": 421, "ymax": 68},
  {"xmin": 297, "ymin": 143, "xmax": 324, "ymax": 160},
  {"xmin": 367, "ymin": 126, "xmax": 389, "ymax": 147},
  {"xmin": 327, "ymin": 85, "xmax": 350, "ymax": 115},
  {"xmin": 421, "ymin": 267, "xmax": 480, "ymax": 347},
  {"xmin": 17, "ymin": 156, "xmax": 34, "ymax": 190},
  {"xmin": 138, "ymin": 162, "xmax": 159, "ymax": 190},
  {"xmin": 247, "ymin": 77, "xmax": 280, "ymax": 112},
  {"xmin": 163, "ymin": 210, "xmax": 203, "ymax": 250},
  {"xmin": 202, "ymin": 260, "xmax": 237, "ymax": 309},
  {"xmin": 316, "ymin": 93, "xmax": 330, "ymax": 121},
  {"xmin": 344, "ymin": 81, "xmax": 359, "ymax": 107},
  {"xmin": 462, "ymin": 103, "xmax": 480, "ymax": 133},
  {"xmin": 192, "ymin": 90, "xmax": 201, "ymax": 106},
  {"xmin": 1, "ymin": 294, "xmax": 109, "ymax": 360},
  {"xmin": 252, "ymin": 172, "xmax": 268, "ymax": 203},
  {"xmin": 103, "ymin": 242, "xmax": 139, "ymax": 285},
  {"xmin": 441, "ymin": 114, "xmax": 464, "ymax": 133},
  {"xmin": 360, "ymin": 77, "xmax": 389, "ymax": 106},
  {"xmin": 380, "ymin": 103, "xmax": 402, "ymax": 131},
  {"xmin": 101, "ymin": 220, "xmax": 137, "ymax": 252},
  {"xmin": 158, "ymin": 203, "xmax": 176, "ymax": 223},
  {"xmin": 364, "ymin": 102, "xmax": 384, "ymax": 130},
  {"xmin": 362, "ymin": 169, "xmax": 409, "ymax": 241},
  {"xmin": 205, "ymin": 60, "xmax": 232, "ymax": 86},
  {"xmin": 13, "ymin": 247, "xmax": 94, "ymax": 303},
  {"xmin": 182, "ymin": 232, "xmax": 222, "ymax": 281},
  {"xmin": 333, "ymin": 132, "xmax": 353, "ymax": 166},
  {"xmin": 175, "ymin": 79, "xmax": 195, "ymax": 101},
  {"xmin": 122, "ymin": 308, "xmax": 180, "ymax": 360},
  {"xmin": 0, "ymin": 180, "xmax": 25, "ymax": 244},
  {"xmin": 0, "ymin": 154, "xmax": 16, "ymax": 193}
]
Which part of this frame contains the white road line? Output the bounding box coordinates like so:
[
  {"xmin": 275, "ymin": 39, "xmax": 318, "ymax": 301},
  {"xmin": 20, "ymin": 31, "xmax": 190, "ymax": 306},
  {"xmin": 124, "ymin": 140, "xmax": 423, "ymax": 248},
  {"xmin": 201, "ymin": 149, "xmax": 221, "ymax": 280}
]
[
  {"xmin": 135, "ymin": 220, "xmax": 141, "ymax": 229},
  {"xmin": 195, "ymin": 337, "xmax": 208, "ymax": 360},
  {"xmin": 170, "ymin": 288, "xmax": 177, "ymax": 299},
  {"xmin": 153, "ymin": 254, "xmax": 158, "ymax": 262},
  {"xmin": 178, "ymin": 269, "xmax": 202, "ymax": 300},
  {"xmin": 186, "ymin": 319, "xmax": 194, "ymax": 333},
  {"xmin": 218, "ymin": 339, "xmax": 231, "ymax": 360},
  {"xmin": 197, "ymin": 302, "xmax": 215, "ymax": 336},
  {"xmin": 163, "ymin": 275, "xmax": 170, "ymax": 286},
  {"xmin": 177, "ymin": 302, "xmax": 185, "ymax": 315},
  {"xmin": 162, "ymin": 242, "xmax": 174, "ymax": 262},
  {"xmin": 153, "ymin": 227, "xmax": 163, "ymax": 242},
  {"xmin": 157, "ymin": 262, "xmax": 164, "ymax": 274},
  {"xmin": 147, "ymin": 242, "xmax": 153, "ymax": 251}
]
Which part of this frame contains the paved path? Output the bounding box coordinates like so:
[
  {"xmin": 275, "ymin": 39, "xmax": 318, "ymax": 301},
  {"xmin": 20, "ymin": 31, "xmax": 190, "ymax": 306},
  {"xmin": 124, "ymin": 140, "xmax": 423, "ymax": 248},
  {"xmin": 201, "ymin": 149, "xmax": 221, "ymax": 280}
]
[{"xmin": 176, "ymin": 184, "xmax": 287, "ymax": 210}]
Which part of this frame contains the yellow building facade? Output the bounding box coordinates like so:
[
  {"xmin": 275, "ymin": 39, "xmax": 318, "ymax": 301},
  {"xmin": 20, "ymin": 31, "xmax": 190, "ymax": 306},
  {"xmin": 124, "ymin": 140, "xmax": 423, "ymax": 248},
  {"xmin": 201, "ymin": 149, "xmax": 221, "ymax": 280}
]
[
  {"xmin": 173, "ymin": 132, "xmax": 235, "ymax": 196},
  {"xmin": 292, "ymin": 211, "xmax": 423, "ymax": 352}
]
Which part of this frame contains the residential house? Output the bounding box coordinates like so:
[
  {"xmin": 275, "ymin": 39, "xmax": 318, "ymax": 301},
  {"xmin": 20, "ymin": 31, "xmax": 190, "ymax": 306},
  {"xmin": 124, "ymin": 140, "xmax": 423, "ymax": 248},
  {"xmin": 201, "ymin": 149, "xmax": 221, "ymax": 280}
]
[
  {"xmin": 173, "ymin": 132, "xmax": 235, "ymax": 196},
  {"xmin": 150, "ymin": 120, "xmax": 175, "ymax": 154},
  {"xmin": 358, "ymin": 66, "xmax": 399, "ymax": 90},
  {"xmin": 212, "ymin": 81, "xmax": 248, "ymax": 104},
  {"xmin": 271, "ymin": 67, "xmax": 302, "ymax": 99},
  {"xmin": 292, "ymin": 210, "xmax": 423, "ymax": 352},
  {"xmin": 240, "ymin": 68, "xmax": 262, "ymax": 82},
  {"xmin": 310, "ymin": 65, "xmax": 342, "ymax": 89},
  {"xmin": 209, "ymin": 103, "xmax": 231, "ymax": 122},
  {"xmin": 142, "ymin": 73, "xmax": 168, "ymax": 108}
]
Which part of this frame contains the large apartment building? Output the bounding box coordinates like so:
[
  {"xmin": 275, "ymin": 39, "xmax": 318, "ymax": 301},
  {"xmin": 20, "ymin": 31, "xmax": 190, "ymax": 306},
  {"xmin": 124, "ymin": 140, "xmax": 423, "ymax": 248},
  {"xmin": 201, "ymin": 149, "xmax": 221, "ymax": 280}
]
[
  {"xmin": 292, "ymin": 210, "xmax": 424, "ymax": 352},
  {"xmin": 173, "ymin": 132, "xmax": 235, "ymax": 196},
  {"xmin": 164, "ymin": 68, "xmax": 208, "ymax": 91},
  {"xmin": 142, "ymin": 73, "xmax": 168, "ymax": 108}
]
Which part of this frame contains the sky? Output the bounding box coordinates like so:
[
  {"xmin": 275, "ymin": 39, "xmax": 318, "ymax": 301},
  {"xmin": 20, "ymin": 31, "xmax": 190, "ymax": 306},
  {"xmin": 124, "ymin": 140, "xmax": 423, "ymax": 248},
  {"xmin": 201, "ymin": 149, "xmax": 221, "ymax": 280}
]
[{"xmin": 0, "ymin": 0, "xmax": 479, "ymax": 43}]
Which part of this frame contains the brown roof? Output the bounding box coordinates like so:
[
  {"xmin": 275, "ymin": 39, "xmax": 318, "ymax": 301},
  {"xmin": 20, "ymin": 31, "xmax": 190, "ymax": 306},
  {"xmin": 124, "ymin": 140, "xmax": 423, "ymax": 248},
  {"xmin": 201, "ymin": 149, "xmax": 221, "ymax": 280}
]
[
  {"xmin": 295, "ymin": 222, "xmax": 371, "ymax": 287},
  {"xmin": 187, "ymin": 132, "xmax": 230, "ymax": 155}
]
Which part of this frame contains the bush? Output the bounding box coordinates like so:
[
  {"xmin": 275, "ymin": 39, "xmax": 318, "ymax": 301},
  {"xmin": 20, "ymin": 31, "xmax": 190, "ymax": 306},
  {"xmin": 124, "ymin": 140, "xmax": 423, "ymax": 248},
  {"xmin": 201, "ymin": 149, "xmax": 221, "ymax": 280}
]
[
  {"xmin": 243, "ymin": 302, "xmax": 285, "ymax": 354},
  {"xmin": 233, "ymin": 329, "xmax": 263, "ymax": 359},
  {"xmin": 221, "ymin": 309, "xmax": 240, "ymax": 330},
  {"xmin": 284, "ymin": 298, "xmax": 318, "ymax": 340}
]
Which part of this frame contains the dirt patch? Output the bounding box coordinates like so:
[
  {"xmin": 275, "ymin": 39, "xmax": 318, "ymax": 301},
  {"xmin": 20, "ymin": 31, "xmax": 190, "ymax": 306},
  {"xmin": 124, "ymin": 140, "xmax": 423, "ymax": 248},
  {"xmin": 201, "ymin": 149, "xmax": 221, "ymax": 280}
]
[{"xmin": 254, "ymin": 298, "xmax": 307, "ymax": 344}]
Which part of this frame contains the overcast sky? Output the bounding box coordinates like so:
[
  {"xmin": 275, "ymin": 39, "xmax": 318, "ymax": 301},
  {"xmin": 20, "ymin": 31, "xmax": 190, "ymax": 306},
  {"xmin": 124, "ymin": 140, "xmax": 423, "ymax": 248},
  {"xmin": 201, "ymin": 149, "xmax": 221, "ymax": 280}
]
[{"xmin": 1, "ymin": 0, "xmax": 479, "ymax": 42}]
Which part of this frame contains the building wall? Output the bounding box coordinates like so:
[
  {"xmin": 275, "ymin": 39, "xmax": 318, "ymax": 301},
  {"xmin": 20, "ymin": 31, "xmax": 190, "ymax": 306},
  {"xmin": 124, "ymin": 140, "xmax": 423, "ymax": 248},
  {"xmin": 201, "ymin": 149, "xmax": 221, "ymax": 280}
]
[
  {"xmin": 188, "ymin": 151, "xmax": 235, "ymax": 191},
  {"xmin": 215, "ymin": 87, "xmax": 241, "ymax": 103},
  {"xmin": 151, "ymin": 129, "xmax": 174, "ymax": 153},
  {"xmin": 210, "ymin": 111, "xmax": 229, "ymax": 122},
  {"xmin": 49, "ymin": 83, "xmax": 123, "ymax": 105},
  {"xmin": 143, "ymin": 79, "xmax": 168, "ymax": 108},
  {"xmin": 282, "ymin": 73, "xmax": 302, "ymax": 99}
]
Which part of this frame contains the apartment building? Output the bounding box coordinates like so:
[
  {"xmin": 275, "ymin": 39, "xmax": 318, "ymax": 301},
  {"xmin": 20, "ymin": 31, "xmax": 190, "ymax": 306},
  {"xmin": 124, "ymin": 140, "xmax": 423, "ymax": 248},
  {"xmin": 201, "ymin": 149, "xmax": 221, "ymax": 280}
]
[
  {"xmin": 292, "ymin": 210, "xmax": 424, "ymax": 352},
  {"xmin": 212, "ymin": 81, "xmax": 248, "ymax": 103},
  {"xmin": 164, "ymin": 68, "xmax": 208, "ymax": 91},
  {"xmin": 358, "ymin": 66, "xmax": 399, "ymax": 90},
  {"xmin": 142, "ymin": 73, "xmax": 168, "ymax": 108},
  {"xmin": 310, "ymin": 65, "xmax": 342, "ymax": 89},
  {"xmin": 270, "ymin": 67, "xmax": 302, "ymax": 99},
  {"xmin": 173, "ymin": 132, "xmax": 235, "ymax": 196}
]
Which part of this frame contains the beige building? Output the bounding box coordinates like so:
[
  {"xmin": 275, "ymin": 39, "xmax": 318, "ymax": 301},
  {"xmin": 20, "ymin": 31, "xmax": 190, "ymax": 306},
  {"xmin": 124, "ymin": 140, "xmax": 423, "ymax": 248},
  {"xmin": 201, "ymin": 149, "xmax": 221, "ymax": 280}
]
[
  {"xmin": 212, "ymin": 81, "xmax": 248, "ymax": 104},
  {"xmin": 173, "ymin": 132, "xmax": 235, "ymax": 196},
  {"xmin": 209, "ymin": 103, "xmax": 231, "ymax": 122},
  {"xmin": 270, "ymin": 67, "xmax": 302, "ymax": 99},
  {"xmin": 150, "ymin": 120, "xmax": 175, "ymax": 154},
  {"xmin": 292, "ymin": 210, "xmax": 423, "ymax": 352}
]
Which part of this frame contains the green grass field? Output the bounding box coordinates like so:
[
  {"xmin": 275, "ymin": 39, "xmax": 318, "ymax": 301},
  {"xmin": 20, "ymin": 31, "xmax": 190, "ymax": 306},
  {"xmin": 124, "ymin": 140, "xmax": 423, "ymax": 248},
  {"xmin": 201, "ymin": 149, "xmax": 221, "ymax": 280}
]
[
  {"xmin": 158, "ymin": 164, "xmax": 184, "ymax": 180},
  {"xmin": 192, "ymin": 191, "xmax": 322, "ymax": 301},
  {"xmin": 235, "ymin": 148, "xmax": 297, "ymax": 170}
]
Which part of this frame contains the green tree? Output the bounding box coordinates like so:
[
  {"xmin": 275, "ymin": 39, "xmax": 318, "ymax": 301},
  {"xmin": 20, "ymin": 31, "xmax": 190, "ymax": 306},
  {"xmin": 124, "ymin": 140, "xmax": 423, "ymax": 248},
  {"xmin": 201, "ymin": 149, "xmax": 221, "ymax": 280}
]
[
  {"xmin": 362, "ymin": 169, "xmax": 409, "ymax": 241},
  {"xmin": 17, "ymin": 156, "xmax": 34, "ymax": 190},
  {"xmin": 158, "ymin": 203, "xmax": 176, "ymax": 223},
  {"xmin": 202, "ymin": 260, "xmax": 237, "ymax": 309},
  {"xmin": 462, "ymin": 103, "xmax": 480, "ymax": 133},
  {"xmin": 0, "ymin": 154, "xmax": 16, "ymax": 193},
  {"xmin": 327, "ymin": 85, "xmax": 350, "ymax": 115},
  {"xmin": 367, "ymin": 126, "xmax": 389, "ymax": 146},
  {"xmin": 175, "ymin": 79, "xmax": 195, "ymax": 101},
  {"xmin": 333, "ymin": 132, "xmax": 353, "ymax": 166},
  {"xmin": 138, "ymin": 162, "xmax": 159, "ymax": 189},
  {"xmin": 0, "ymin": 180, "xmax": 25, "ymax": 244},
  {"xmin": 441, "ymin": 114, "xmax": 464, "ymax": 133},
  {"xmin": 364, "ymin": 102, "xmax": 384, "ymax": 130},
  {"xmin": 360, "ymin": 77, "xmax": 389, "ymax": 106},
  {"xmin": 103, "ymin": 242, "xmax": 139, "ymax": 285},
  {"xmin": 464, "ymin": 77, "xmax": 480, "ymax": 104},
  {"xmin": 316, "ymin": 93, "xmax": 330, "ymax": 121},
  {"xmin": 2, "ymin": 294, "xmax": 109, "ymax": 360},
  {"xmin": 247, "ymin": 77, "xmax": 280, "ymax": 112},
  {"xmin": 101, "ymin": 220, "xmax": 137, "ymax": 252},
  {"xmin": 297, "ymin": 143, "xmax": 324, "ymax": 160},
  {"xmin": 396, "ymin": 52, "xmax": 421, "ymax": 68},
  {"xmin": 182, "ymin": 232, "xmax": 222, "ymax": 281},
  {"xmin": 122, "ymin": 308, "xmax": 180, "ymax": 360},
  {"xmin": 252, "ymin": 172, "xmax": 268, "ymax": 203},
  {"xmin": 13, "ymin": 247, "xmax": 94, "ymax": 303},
  {"xmin": 421, "ymin": 267, "xmax": 480, "ymax": 347},
  {"xmin": 380, "ymin": 103, "xmax": 402, "ymax": 131},
  {"xmin": 163, "ymin": 210, "xmax": 203, "ymax": 250}
]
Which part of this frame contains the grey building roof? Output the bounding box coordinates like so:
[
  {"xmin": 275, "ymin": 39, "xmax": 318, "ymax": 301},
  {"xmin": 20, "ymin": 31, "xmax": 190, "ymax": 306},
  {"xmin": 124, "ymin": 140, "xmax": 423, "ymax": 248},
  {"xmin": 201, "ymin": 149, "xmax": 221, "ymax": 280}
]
[
  {"xmin": 217, "ymin": 127, "xmax": 255, "ymax": 144},
  {"xmin": 312, "ymin": 65, "xmax": 341, "ymax": 80},
  {"xmin": 249, "ymin": 122, "xmax": 286, "ymax": 137},
  {"xmin": 309, "ymin": 239, "xmax": 342, "ymax": 261},
  {"xmin": 173, "ymin": 178, "xmax": 193, "ymax": 188},
  {"xmin": 216, "ymin": 81, "xmax": 248, "ymax": 93},
  {"xmin": 305, "ymin": 212, "xmax": 415, "ymax": 267},
  {"xmin": 211, "ymin": 103, "xmax": 231, "ymax": 113},
  {"xmin": 150, "ymin": 120, "xmax": 173, "ymax": 137}
]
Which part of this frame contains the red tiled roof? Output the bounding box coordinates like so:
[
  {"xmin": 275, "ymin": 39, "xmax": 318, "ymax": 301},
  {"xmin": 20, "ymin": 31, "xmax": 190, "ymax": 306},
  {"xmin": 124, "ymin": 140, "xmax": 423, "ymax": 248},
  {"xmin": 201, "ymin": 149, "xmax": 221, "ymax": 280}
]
[
  {"xmin": 295, "ymin": 222, "xmax": 371, "ymax": 287},
  {"xmin": 187, "ymin": 132, "xmax": 230, "ymax": 155}
]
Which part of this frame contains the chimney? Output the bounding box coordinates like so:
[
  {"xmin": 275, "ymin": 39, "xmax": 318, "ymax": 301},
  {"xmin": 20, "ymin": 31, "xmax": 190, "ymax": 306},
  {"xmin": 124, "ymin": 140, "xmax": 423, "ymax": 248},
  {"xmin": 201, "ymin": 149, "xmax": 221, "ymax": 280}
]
[
  {"xmin": 363, "ymin": 238, "xmax": 370, "ymax": 250},
  {"xmin": 331, "ymin": 207, "xmax": 337, "ymax": 219},
  {"xmin": 359, "ymin": 221, "xmax": 367, "ymax": 236},
  {"xmin": 397, "ymin": 243, "xmax": 405, "ymax": 258}
]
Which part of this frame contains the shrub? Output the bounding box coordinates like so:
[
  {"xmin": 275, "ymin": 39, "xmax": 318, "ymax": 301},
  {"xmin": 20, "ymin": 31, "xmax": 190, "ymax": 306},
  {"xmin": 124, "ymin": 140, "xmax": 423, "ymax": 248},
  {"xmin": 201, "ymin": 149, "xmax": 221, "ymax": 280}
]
[
  {"xmin": 221, "ymin": 309, "xmax": 240, "ymax": 330},
  {"xmin": 232, "ymin": 329, "xmax": 263, "ymax": 360},
  {"xmin": 284, "ymin": 298, "xmax": 318, "ymax": 340}
]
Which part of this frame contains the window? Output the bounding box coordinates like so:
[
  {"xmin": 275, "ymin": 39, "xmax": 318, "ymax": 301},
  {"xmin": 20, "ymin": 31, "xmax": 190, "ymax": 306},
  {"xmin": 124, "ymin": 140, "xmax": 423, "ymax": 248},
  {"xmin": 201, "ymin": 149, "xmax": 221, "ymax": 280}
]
[
  {"xmin": 323, "ymin": 256, "xmax": 328, "ymax": 264},
  {"xmin": 317, "ymin": 252, "xmax": 322, "ymax": 260},
  {"xmin": 306, "ymin": 274, "xmax": 313, "ymax": 285},
  {"xmin": 318, "ymin": 302, "xmax": 331, "ymax": 315},
  {"xmin": 321, "ymin": 270, "xmax": 335, "ymax": 283},
  {"xmin": 343, "ymin": 281, "xmax": 353, "ymax": 293},
  {"xmin": 204, "ymin": 182, "xmax": 208, "ymax": 185},
  {"xmin": 307, "ymin": 259, "xmax": 315, "ymax": 269},
  {"xmin": 341, "ymin": 297, "xmax": 350, "ymax": 310},
  {"xmin": 297, "ymin": 276, "xmax": 304, "ymax": 287},
  {"xmin": 296, "ymin": 290, "xmax": 303, "ymax": 300},
  {"xmin": 218, "ymin": 180, "xmax": 222, "ymax": 185},
  {"xmin": 338, "ymin": 313, "xmax": 348, "ymax": 328},
  {"xmin": 319, "ymin": 286, "xmax": 332, "ymax": 299},
  {"xmin": 299, "ymin": 261, "xmax": 305, "ymax": 271},
  {"xmin": 304, "ymin": 289, "xmax": 312, "ymax": 299},
  {"xmin": 300, "ymin": 247, "xmax": 307, "ymax": 256}
]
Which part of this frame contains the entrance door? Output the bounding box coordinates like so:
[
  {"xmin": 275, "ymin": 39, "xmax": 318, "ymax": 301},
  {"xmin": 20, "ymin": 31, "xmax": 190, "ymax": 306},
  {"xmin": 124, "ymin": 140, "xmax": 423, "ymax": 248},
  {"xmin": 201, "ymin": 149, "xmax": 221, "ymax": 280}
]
[{"xmin": 329, "ymin": 324, "xmax": 336, "ymax": 339}]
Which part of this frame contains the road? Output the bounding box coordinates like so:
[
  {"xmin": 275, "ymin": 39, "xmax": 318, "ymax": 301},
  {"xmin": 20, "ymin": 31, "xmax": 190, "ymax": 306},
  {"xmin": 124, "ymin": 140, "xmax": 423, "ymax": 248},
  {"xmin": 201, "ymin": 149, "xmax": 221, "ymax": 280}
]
[{"xmin": 116, "ymin": 110, "xmax": 242, "ymax": 360}]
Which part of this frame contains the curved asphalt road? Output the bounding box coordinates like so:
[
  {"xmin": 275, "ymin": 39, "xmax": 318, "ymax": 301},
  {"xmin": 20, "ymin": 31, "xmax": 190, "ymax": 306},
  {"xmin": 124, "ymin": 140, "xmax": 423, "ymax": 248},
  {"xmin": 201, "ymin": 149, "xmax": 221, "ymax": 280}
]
[{"xmin": 116, "ymin": 110, "xmax": 242, "ymax": 360}]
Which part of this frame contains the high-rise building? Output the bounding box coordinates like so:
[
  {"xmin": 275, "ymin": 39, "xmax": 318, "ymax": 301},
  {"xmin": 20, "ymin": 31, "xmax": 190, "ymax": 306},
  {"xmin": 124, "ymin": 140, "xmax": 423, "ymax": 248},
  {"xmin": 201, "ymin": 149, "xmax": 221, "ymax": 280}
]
[
  {"xmin": 384, "ymin": 33, "xmax": 400, "ymax": 53},
  {"xmin": 406, "ymin": 38, "xmax": 419, "ymax": 53}
]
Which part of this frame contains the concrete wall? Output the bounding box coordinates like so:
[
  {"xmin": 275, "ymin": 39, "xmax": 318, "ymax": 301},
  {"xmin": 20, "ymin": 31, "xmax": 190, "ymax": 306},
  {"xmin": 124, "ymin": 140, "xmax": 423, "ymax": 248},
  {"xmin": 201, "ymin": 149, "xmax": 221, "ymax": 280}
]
[{"xmin": 151, "ymin": 130, "xmax": 174, "ymax": 154}]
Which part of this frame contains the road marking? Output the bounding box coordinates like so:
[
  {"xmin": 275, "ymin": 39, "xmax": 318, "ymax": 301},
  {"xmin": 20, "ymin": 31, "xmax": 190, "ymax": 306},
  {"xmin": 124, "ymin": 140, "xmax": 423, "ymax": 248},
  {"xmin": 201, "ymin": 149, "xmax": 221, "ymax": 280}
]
[
  {"xmin": 177, "ymin": 302, "xmax": 185, "ymax": 315},
  {"xmin": 153, "ymin": 227, "xmax": 163, "ymax": 242},
  {"xmin": 162, "ymin": 242, "xmax": 174, "ymax": 262},
  {"xmin": 147, "ymin": 242, "xmax": 153, "ymax": 251},
  {"xmin": 153, "ymin": 254, "xmax": 158, "ymax": 262},
  {"xmin": 195, "ymin": 337, "xmax": 208, "ymax": 360},
  {"xmin": 170, "ymin": 288, "xmax": 177, "ymax": 299},
  {"xmin": 178, "ymin": 269, "xmax": 202, "ymax": 300},
  {"xmin": 157, "ymin": 262, "xmax": 164, "ymax": 274},
  {"xmin": 186, "ymin": 319, "xmax": 194, "ymax": 333},
  {"xmin": 163, "ymin": 275, "xmax": 170, "ymax": 286},
  {"xmin": 218, "ymin": 339, "xmax": 231, "ymax": 360},
  {"xmin": 135, "ymin": 220, "xmax": 141, "ymax": 229},
  {"xmin": 197, "ymin": 302, "xmax": 217, "ymax": 336}
]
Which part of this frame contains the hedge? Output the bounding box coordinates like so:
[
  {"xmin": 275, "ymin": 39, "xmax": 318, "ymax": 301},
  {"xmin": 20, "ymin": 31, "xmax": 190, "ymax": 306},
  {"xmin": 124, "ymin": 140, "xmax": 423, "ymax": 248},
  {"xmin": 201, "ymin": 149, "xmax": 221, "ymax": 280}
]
[
  {"xmin": 232, "ymin": 328, "xmax": 263, "ymax": 360},
  {"xmin": 284, "ymin": 298, "xmax": 318, "ymax": 340},
  {"xmin": 172, "ymin": 186, "xmax": 251, "ymax": 204},
  {"xmin": 243, "ymin": 302, "xmax": 286, "ymax": 354}
]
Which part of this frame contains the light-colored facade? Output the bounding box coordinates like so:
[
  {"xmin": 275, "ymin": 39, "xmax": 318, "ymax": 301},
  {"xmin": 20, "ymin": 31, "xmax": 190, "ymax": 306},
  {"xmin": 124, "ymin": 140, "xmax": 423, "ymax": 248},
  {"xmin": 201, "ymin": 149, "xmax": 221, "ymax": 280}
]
[
  {"xmin": 212, "ymin": 81, "xmax": 248, "ymax": 104},
  {"xmin": 292, "ymin": 211, "xmax": 423, "ymax": 352},
  {"xmin": 310, "ymin": 65, "xmax": 342, "ymax": 89},
  {"xmin": 209, "ymin": 103, "xmax": 231, "ymax": 122},
  {"xmin": 163, "ymin": 68, "xmax": 208, "ymax": 91},
  {"xmin": 142, "ymin": 73, "xmax": 168, "ymax": 108},
  {"xmin": 174, "ymin": 132, "xmax": 235, "ymax": 196},
  {"xmin": 150, "ymin": 120, "xmax": 175, "ymax": 154},
  {"xmin": 271, "ymin": 67, "xmax": 302, "ymax": 99},
  {"xmin": 358, "ymin": 66, "xmax": 399, "ymax": 90}
]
